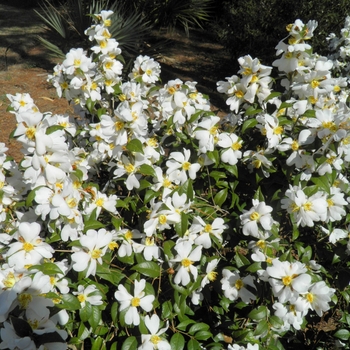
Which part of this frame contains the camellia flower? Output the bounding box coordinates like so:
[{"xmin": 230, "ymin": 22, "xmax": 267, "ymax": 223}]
[
  {"xmin": 114, "ymin": 279, "xmax": 154, "ymax": 326},
  {"xmin": 190, "ymin": 216, "xmax": 227, "ymax": 248},
  {"xmin": 273, "ymin": 298, "xmax": 308, "ymax": 331},
  {"xmin": 194, "ymin": 116, "xmax": 221, "ymax": 153},
  {"xmin": 217, "ymin": 132, "xmax": 243, "ymax": 165},
  {"xmin": 138, "ymin": 314, "xmax": 171, "ymax": 350},
  {"xmin": 220, "ymin": 269, "xmax": 256, "ymax": 303},
  {"xmin": 303, "ymin": 281, "xmax": 335, "ymax": 317},
  {"xmin": 240, "ymin": 199, "xmax": 274, "ymax": 238},
  {"xmin": 266, "ymin": 259, "xmax": 312, "ymax": 303},
  {"xmin": 281, "ymin": 185, "xmax": 327, "ymax": 227},
  {"xmin": 73, "ymin": 284, "xmax": 103, "ymax": 307},
  {"xmin": 5, "ymin": 222, "xmax": 54, "ymax": 269},
  {"xmin": 170, "ymin": 241, "xmax": 202, "ymax": 286},
  {"xmin": 201, "ymin": 258, "xmax": 220, "ymax": 288},
  {"xmin": 166, "ymin": 148, "xmax": 201, "ymax": 185},
  {"xmin": 71, "ymin": 229, "xmax": 113, "ymax": 277}
]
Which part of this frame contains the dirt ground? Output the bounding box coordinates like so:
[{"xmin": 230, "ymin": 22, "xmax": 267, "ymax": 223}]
[{"xmin": 0, "ymin": 3, "xmax": 232, "ymax": 161}]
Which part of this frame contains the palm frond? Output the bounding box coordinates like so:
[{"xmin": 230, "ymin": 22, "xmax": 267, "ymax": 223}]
[
  {"xmin": 34, "ymin": 0, "xmax": 68, "ymax": 38},
  {"xmin": 36, "ymin": 36, "xmax": 66, "ymax": 60}
]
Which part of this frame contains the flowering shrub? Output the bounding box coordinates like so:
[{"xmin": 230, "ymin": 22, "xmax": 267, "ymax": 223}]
[{"xmin": 2, "ymin": 10, "xmax": 350, "ymax": 350}]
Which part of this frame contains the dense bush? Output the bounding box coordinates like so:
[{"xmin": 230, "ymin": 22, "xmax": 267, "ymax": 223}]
[
  {"xmin": 213, "ymin": 0, "xmax": 350, "ymax": 71},
  {"xmin": 2, "ymin": 8, "xmax": 350, "ymax": 350}
]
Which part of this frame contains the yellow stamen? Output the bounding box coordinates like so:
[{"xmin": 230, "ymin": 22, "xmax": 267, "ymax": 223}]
[
  {"xmin": 181, "ymin": 258, "xmax": 193, "ymax": 267},
  {"xmin": 131, "ymin": 297, "xmax": 140, "ymax": 307},
  {"xmin": 235, "ymin": 279, "xmax": 244, "ymax": 290},
  {"xmin": 91, "ymin": 249, "xmax": 102, "ymax": 259},
  {"xmin": 250, "ymin": 211, "xmax": 260, "ymax": 221},
  {"xmin": 182, "ymin": 161, "xmax": 191, "ymax": 170}
]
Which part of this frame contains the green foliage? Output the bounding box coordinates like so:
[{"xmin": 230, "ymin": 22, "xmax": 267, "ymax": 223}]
[{"xmin": 212, "ymin": 0, "xmax": 350, "ymax": 70}]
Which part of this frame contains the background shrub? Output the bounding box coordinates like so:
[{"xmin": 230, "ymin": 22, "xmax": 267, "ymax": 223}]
[{"xmin": 211, "ymin": 0, "xmax": 350, "ymax": 71}]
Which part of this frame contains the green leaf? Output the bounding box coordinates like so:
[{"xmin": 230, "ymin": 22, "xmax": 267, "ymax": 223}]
[
  {"xmin": 46, "ymin": 125, "xmax": 64, "ymax": 135},
  {"xmin": 303, "ymin": 109, "xmax": 316, "ymax": 118},
  {"xmin": 253, "ymin": 319, "xmax": 268, "ymax": 337},
  {"xmin": 79, "ymin": 302, "xmax": 92, "ymax": 322},
  {"xmin": 59, "ymin": 294, "xmax": 81, "ymax": 311},
  {"xmin": 91, "ymin": 337, "xmax": 104, "ymax": 350},
  {"xmin": 245, "ymin": 262, "xmax": 262, "ymax": 273},
  {"xmin": 161, "ymin": 300, "xmax": 173, "ymax": 319},
  {"xmin": 214, "ymin": 188, "xmax": 228, "ymax": 207},
  {"xmin": 131, "ymin": 261, "xmax": 161, "ymax": 278},
  {"xmin": 279, "ymin": 101, "xmax": 293, "ymax": 110},
  {"xmin": 234, "ymin": 252, "xmax": 250, "ymax": 268},
  {"xmin": 177, "ymin": 179, "xmax": 194, "ymax": 201},
  {"xmin": 163, "ymin": 240, "xmax": 175, "ymax": 259},
  {"xmin": 188, "ymin": 322, "xmax": 210, "ymax": 335},
  {"xmin": 126, "ymin": 139, "xmax": 144, "ymax": 154},
  {"xmin": 177, "ymin": 319, "xmax": 196, "ymax": 331},
  {"xmin": 187, "ymin": 338, "xmax": 201, "ymax": 350},
  {"xmin": 210, "ymin": 170, "xmax": 227, "ymax": 182},
  {"xmin": 139, "ymin": 163, "xmax": 156, "ymax": 177},
  {"xmin": 248, "ymin": 305, "xmax": 268, "ymax": 321},
  {"xmin": 265, "ymin": 91, "xmax": 281, "ymax": 102},
  {"xmin": 311, "ymin": 176, "xmax": 330, "ymax": 194},
  {"xmin": 121, "ymin": 336, "xmax": 138, "ymax": 350},
  {"xmin": 175, "ymin": 211, "xmax": 189, "ymax": 237},
  {"xmin": 96, "ymin": 264, "xmax": 125, "ymax": 285},
  {"xmin": 244, "ymin": 106, "xmax": 262, "ymax": 116},
  {"xmin": 334, "ymin": 329, "xmax": 350, "ymax": 341},
  {"xmin": 241, "ymin": 118, "xmax": 258, "ymax": 134},
  {"xmin": 144, "ymin": 189, "xmax": 158, "ymax": 204},
  {"xmin": 138, "ymin": 179, "xmax": 152, "ymax": 191},
  {"xmin": 89, "ymin": 305, "xmax": 102, "ymax": 330},
  {"xmin": 29, "ymin": 262, "xmax": 63, "ymax": 276},
  {"xmin": 170, "ymin": 333, "xmax": 185, "ymax": 350},
  {"xmin": 83, "ymin": 219, "xmax": 105, "ymax": 232},
  {"xmin": 194, "ymin": 330, "xmax": 213, "ymax": 341},
  {"xmin": 86, "ymin": 98, "xmax": 95, "ymax": 114},
  {"xmin": 25, "ymin": 186, "xmax": 45, "ymax": 207},
  {"xmin": 206, "ymin": 150, "xmax": 220, "ymax": 165},
  {"xmin": 223, "ymin": 164, "xmax": 238, "ymax": 177},
  {"xmin": 269, "ymin": 315, "xmax": 284, "ymax": 328}
]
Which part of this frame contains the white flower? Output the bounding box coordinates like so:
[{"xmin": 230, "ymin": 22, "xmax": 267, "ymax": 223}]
[
  {"xmin": 281, "ymin": 186, "xmax": 327, "ymax": 227},
  {"xmin": 138, "ymin": 314, "xmax": 171, "ymax": 350},
  {"xmin": 170, "ymin": 241, "xmax": 202, "ymax": 286},
  {"xmin": 217, "ymin": 132, "xmax": 243, "ymax": 165},
  {"xmin": 201, "ymin": 259, "xmax": 220, "ymax": 288},
  {"xmin": 303, "ymin": 281, "xmax": 335, "ymax": 317},
  {"xmin": 325, "ymin": 187, "xmax": 348, "ymax": 222},
  {"xmin": 166, "ymin": 148, "xmax": 201, "ymax": 185},
  {"xmin": 240, "ymin": 199, "xmax": 274, "ymax": 238},
  {"xmin": 194, "ymin": 116, "xmax": 221, "ymax": 153},
  {"xmin": 71, "ymin": 229, "xmax": 113, "ymax": 277},
  {"xmin": 329, "ymin": 228, "xmax": 348, "ymax": 244},
  {"xmin": 5, "ymin": 222, "xmax": 54, "ymax": 269},
  {"xmin": 62, "ymin": 48, "xmax": 95, "ymax": 75},
  {"xmin": 221, "ymin": 269, "xmax": 256, "ymax": 303},
  {"xmin": 130, "ymin": 55, "xmax": 161, "ymax": 84},
  {"xmin": 273, "ymin": 299, "xmax": 307, "ymax": 331},
  {"xmin": 114, "ymin": 279, "xmax": 155, "ymax": 326},
  {"xmin": 191, "ymin": 216, "xmax": 227, "ymax": 248},
  {"xmin": 266, "ymin": 259, "xmax": 312, "ymax": 303},
  {"xmin": 73, "ymin": 285, "xmax": 103, "ymax": 307}
]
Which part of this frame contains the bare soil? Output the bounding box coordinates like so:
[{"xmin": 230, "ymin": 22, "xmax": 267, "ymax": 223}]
[{"xmin": 0, "ymin": 3, "xmax": 232, "ymax": 161}]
